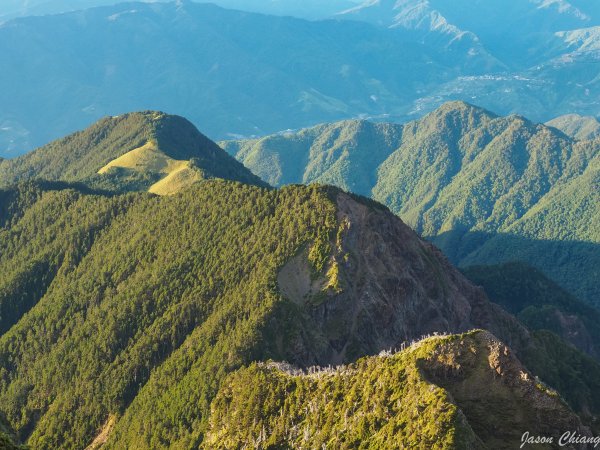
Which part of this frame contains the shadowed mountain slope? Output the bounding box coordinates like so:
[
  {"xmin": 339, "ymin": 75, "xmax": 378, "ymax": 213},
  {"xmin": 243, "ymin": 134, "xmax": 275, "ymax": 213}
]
[{"xmin": 464, "ymin": 262, "xmax": 600, "ymax": 360}]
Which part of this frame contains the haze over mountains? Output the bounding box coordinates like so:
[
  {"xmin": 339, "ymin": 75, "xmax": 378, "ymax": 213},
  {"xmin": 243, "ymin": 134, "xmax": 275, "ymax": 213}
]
[
  {"xmin": 0, "ymin": 1, "xmax": 450, "ymax": 155},
  {"xmin": 1, "ymin": 0, "xmax": 600, "ymax": 156},
  {"xmin": 0, "ymin": 0, "xmax": 362, "ymax": 21}
]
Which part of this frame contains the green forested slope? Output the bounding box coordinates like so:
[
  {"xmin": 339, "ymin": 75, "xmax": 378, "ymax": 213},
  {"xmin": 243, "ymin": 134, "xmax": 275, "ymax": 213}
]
[
  {"xmin": 460, "ymin": 152, "xmax": 600, "ymax": 302},
  {"xmin": 0, "ymin": 411, "xmax": 25, "ymax": 450},
  {"xmin": 0, "ymin": 181, "xmax": 137, "ymax": 335},
  {"xmin": 0, "ymin": 180, "xmax": 597, "ymax": 448},
  {"xmin": 205, "ymin": 331, "xmax": 589, "ymax": 450},
  {"xmin": 0, "ymin": 181, "xmax": 335, "ymax": 449},
  {"xmin": 0, "ymin": 111, "xmax": 266, "ymax": 193},
  {"xmin": 221, "ymin": 120, "xmax": 404, "ymax": 192},
  {"xmin": 223, "ymin": 101, "xmax": 600, "ymax": 305},
  {"xmin": 0, "ymin": 109, "xmax": 598, "ymax": 447}
]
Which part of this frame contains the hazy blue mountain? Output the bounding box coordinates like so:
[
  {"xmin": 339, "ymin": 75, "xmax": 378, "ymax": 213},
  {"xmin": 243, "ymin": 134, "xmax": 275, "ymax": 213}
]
[
  {"xmin": 2, "ymin": 1, "xmax": 600, "ymax": 157},
  {"xmin": 0, "ymin": 1, "xmax": 484, "ymax": 157},
  {"xmin": 0, "ymin": 0, "xmax": 126, "ymax": 20},
  {"xmin": 202, "ymin": 0, "xmax": 360, "ymax": 19},
  {"xmin": 340, "ymin": 0, "xmax": 600, "ymax": 66},
  {"xmin": 337, "ymin": 0, "xmax": 600, "ymax": 120},
  {"xmin": 547, "ymin": 113, "xmax": 600, "ymax": 140},
  {"xmin": 0, "ymin": 0, "xmax": 362, "ymax": 21},
  {"xmin": 223, "ymin": 101, "xmax": 600, "ymax": 306}
]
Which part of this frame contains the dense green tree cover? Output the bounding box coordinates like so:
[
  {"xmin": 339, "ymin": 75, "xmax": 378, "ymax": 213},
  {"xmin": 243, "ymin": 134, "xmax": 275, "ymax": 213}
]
[
  {"xmin": 0, "ymin": 111, "xmax": 266, "ymax": 193},
  {"xmin": 0, "ymin": 113, "xmax": 598, "ymax": 447},
  {"xmin": 222, "ymin": 119, "xmax": 404, "ymax": 192},
  {"xmin": 0, "ymin": 113, "xmax": 155, "ymax": 184},
  {"xmin": 463, "ymin": 262, "xmax": 600, "ymax": 359},
  {"xmin": 224, "ymin": 101, "xmax": 600, "ymax": 305},
  {"xmin": 460, "ymin": 151, "xmax": 600, "ymax": 303},
  {"xmin": 0, "ymin": 180, "xmax": 335, "ymax": 449},
  {"xmin": 0, "ymin": 410, "xmax": 28, "ymax": 449},
  {"xmin": 205, "ymin": 331, "xmax": 586, "ymax": 449},
  {"xmin": 0, "ymin": 180, "xmax": 598, "ymax": 448},
  {"xmin": 0, "ymin": 181, "xmax": 137, "ymax": 335}
]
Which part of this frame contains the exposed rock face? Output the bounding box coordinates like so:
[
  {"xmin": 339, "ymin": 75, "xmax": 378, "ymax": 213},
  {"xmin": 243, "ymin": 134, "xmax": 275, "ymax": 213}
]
[
  {"xmin": 278, "ymin": 191, "xmax": 530, "ymax": 366},
  {"xmin": 422, "ymin": 331, "xmax": 593, "ymax": 449}
]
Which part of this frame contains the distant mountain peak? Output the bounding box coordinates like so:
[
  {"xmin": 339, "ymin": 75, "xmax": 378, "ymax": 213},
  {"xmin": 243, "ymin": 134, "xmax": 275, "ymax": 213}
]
[
  {"xmin": 534, "ymin": 0, "xmax": 590, "ymax": 21},
  {"xmin": 223, "ymin": 102, "xmax": 600, "ymax": 305},
  {"xmin": 426, "ymin": 100, "xmax": 496, "ymax": 116},
  {"xmin": 0, "ymin": 111, "xmax": 267, "ymax": 193},
  {"xmin": 413, "ymin": 100, "xmax": 499, "ymax": 133},
  {"xmin": 546, "ymin": 113, "xmax": 600, "ymax": 140}
]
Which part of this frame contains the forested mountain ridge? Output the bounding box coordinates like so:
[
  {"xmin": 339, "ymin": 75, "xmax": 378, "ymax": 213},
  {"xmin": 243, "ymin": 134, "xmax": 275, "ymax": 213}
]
[
  {"xmin": 0, "ymin": 111, "xmax": 266, "ymax": 194},
  {"xmin": 0, "ymin": 0, "xmax": 598, "ymax": 445},
  {"xmin": 223, "ymin": 101, "xmax": 600, "ymax": 306},
  {"xmin": 0, "ymin": 180, "xmax": 598, "ymax": 448},
  {"xmin": 206, "ymin": 330, "xmax": 591, "ymax": 449}
]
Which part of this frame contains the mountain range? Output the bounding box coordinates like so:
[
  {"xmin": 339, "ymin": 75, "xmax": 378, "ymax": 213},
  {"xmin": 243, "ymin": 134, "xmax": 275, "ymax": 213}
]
[
  {"xmin": 1, "ymin": 0, "xmax": 600, "ymax": 157},
  {"xmin": 223, "ymin": 101, "xmax": 600, "ymax": 307},
  {"xmin": 0, "ymin": 0, "xmax": 361, "ymax": 21},
  {"xmin": 0, "ymin": 1, "xmax": 457, "ymax": 156},
  {"xmin": 1, "ymin": 1, "xmax": 599, "ymax": 447},
  {"xmin": 0, "ymin": 111, "xmax": 599, "ymax": 448}
]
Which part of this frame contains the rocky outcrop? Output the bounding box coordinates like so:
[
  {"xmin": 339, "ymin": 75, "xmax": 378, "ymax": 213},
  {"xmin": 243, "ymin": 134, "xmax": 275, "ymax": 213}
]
[{"xmin": 278, "ymin": 191, "xmax": 530, "ymax": 366}]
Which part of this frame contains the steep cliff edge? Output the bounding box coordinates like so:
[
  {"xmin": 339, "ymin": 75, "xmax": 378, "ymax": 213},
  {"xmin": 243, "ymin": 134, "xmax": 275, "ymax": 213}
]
[{"xmin": 276, "ymin": 192, "xmax": 529, "ymax": 366}]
